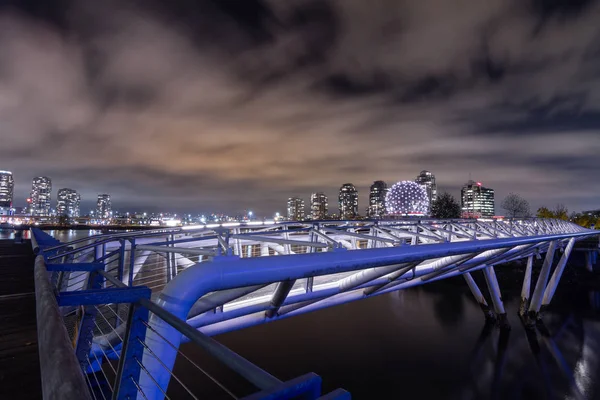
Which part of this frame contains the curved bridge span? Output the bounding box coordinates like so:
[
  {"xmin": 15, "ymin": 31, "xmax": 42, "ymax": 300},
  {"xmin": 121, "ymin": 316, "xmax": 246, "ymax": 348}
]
[{"xmin": 33, "ymin": 218, "xmax": 599, "ymax": 400}]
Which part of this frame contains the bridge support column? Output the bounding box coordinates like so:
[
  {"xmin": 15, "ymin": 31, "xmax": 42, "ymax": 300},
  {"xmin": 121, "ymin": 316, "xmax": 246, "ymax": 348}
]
[
  {"xmin": 519, "ymin": 256, "xmax": 534, "ymax": 316},
  {"xmin": 528, "ymin": 241, "xmax": 557, "ymax": 322},
  {"xmin": 585, "ymin": 251, "xmax": 593, "ymax": 272},
  {"xmin": 482, "ymin": 266, "xmax": 508, "ymax": 328},
  {"xmin": 541, "ymin": 238, "xmax": 576, "ymax": 310},
  {"xmin": 463, "ymin": 272, "xmax": 494, "ymax": 320}
]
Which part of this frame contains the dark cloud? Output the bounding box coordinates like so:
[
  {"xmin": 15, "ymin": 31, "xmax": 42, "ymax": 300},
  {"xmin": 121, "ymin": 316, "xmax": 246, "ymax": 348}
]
[
  {"xmin": 1, "ymin": 0, "xmax": 600, "ymax": 216},
  {"xmin": 479, "ymin": 109, "xmax": 600, "ymax": 134}
]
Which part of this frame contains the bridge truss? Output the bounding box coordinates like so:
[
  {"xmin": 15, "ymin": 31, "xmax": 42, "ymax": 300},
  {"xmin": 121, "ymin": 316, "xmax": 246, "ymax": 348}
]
[{"xmin": 36, "ymin": 218, "xmax": 598, "ymax": 400}]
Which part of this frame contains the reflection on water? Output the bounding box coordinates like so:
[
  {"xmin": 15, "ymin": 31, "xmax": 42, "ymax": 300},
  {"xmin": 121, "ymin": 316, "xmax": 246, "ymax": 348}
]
[
  {"xmin": 0, "ymin": 228, "xmax": 100, "ymax": 242},
  {"xmin": 0, "ymin": 228, "xmax": 30, "ymax": 240},
  {"xmin": 178, "ymin": 283, "xmax": 600, "ymax": 400},
  {"xmin": 45, "ymin": 229, "xmax": 103, "ymax": 244},
  {"xmin": 2, "ymin": 229, "xmax": 599, "ymax": 399}
]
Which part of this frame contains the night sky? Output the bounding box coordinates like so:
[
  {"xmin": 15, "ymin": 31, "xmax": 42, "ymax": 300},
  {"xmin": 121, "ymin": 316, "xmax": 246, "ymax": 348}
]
[{"xmin": 1, "ymin": 0, "xmax": 599, "ymax": 215}]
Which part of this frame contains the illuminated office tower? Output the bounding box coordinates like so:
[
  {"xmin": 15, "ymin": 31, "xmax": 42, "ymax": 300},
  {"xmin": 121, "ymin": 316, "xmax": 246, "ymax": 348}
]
[
  {"xmin": 0, "ymin": 170, "xmax": 14, "ymax": 208},
  {"xmin": 287, "ymin": 197, "xmax": 305, "ymax": 221},
  {"xmin": 310, "ymin": 192, "xmax": 328, "ymax": 220},
  {"xmin": 339, "ymin": 183, "xmax": 358, "ymax": 219},
  {"xmin": 57, "ymin": 188, "xmax": 81, "ymax": 218},
  {"xmin": 30, "ymin": 176, "xmax": 52, "ymax": 216},
  {"xmin": 415, "ymin": 170, "xmax": 437, "ymax": 214},
  {"xmin": 96, "ymin": 194, "xmax": 112, "ymax": 219},
  {"xmin": 461, "ymin": 180, "xmax": 495, "ymax": 218},
  {"xmin": 367, "ymin": 181, "xmax": 387, "ymax": 218}
]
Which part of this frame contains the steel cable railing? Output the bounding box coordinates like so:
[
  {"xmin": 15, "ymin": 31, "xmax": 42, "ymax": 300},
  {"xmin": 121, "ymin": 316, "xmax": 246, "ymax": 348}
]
[
  {"xmin": 138, "ymin": 317, "xmax": 239, "ymax": 399},
  {"xmin": 31, "ymin": 221, "xmax": 594, "ymax": 400},
  {"xmin": 32, "ymin": 240, "xmax": 337, "ymax": 399}
]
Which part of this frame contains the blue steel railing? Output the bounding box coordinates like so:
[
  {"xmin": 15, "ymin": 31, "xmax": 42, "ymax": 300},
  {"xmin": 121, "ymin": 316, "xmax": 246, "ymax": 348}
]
[
  {"xmin": 29, "ymin": 220, "xmax": 598, "ymax": 399},
  {"xmin": 31, "ymin": 228, "xmax": 350, "ymax": 400}
]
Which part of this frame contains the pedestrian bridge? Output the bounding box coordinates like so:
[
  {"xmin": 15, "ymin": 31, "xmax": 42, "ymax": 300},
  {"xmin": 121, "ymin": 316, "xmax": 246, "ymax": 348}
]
[{"xmin": 31, "ymin": 218, "xmax": 599, "ymax": 399}]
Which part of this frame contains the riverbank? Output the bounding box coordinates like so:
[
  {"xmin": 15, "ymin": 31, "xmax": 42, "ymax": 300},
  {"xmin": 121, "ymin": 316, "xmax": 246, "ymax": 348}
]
[{"xmin": 0, "ymin": 224, "xmax": 161, "ymax": 231}]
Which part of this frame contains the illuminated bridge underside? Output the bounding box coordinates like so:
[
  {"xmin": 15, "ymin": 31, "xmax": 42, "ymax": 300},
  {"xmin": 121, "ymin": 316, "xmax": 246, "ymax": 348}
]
[
  {"xmin": 54, "ymin": 218, "xmax": 599, "ymax": 399},
  {"xmin": 71, "ymin": 219, "xmax": 596, "ymax": 342}
]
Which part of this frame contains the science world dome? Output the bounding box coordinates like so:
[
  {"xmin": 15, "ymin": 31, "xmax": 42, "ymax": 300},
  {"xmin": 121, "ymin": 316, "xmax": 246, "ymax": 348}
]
[{"xmin": 385, "ymin": 181, "xmax": 429, "ymax": 216}]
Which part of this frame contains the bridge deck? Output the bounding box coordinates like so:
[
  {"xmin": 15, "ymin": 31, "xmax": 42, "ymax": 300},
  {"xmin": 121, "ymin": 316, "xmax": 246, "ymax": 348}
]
[{"xmin": 0, "ymin": 239, "xmax": 42, "ymax": 399}]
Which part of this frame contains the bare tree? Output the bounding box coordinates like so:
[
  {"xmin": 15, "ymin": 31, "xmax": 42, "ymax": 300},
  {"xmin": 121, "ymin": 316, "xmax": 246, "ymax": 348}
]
[{"xmin": 501, "ymin": 193, "xmax": 530, "ymax": 218}]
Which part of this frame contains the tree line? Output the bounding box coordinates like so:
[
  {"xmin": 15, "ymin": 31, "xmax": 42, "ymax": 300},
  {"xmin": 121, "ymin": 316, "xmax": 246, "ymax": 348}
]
[{"xmin": 429, "ymin": 192, "xmax": 598, "ymax": 229}]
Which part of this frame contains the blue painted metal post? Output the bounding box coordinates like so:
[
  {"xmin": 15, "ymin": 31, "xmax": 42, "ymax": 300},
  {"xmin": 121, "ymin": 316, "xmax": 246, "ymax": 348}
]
[
  {"xmin": 118, "ymin": 240, "xmax": 126, "ymax": 283},
  {"xmin": 165, "ymin": 235, "xmax": 171, "ymax": 284},
  {"xmin": 170, "ymin": 234, "xmax": 176, "ymax": 280},
  {"xmin": 57, "ymin": 246, "xmax": 76, "ymax": 291},
  {"xmin": 75, "ymin": 271, "xmax": 103, "ymax": 372},
  {"xmin": 116, "ymin": 240, "xmax": 126, "ymax": 327},
  {"xmin": 240, "ymin": 373, "xmax": 322, "ymax": 400},
  {"xmin": 113, "ymin": 303, "xmax": 151, "ymax": 400},
  {"xmin": 94, "ymin": 244, "xmax": 102, "ymax": 262},
  {"xmin": 128, "ymin": 239, "xmax": 136, "ymax": 287}
]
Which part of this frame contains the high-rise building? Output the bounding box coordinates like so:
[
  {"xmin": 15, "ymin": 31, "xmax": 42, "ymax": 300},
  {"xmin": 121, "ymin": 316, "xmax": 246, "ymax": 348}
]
[
  {"xmin": 415, "ymin": 170, "xmax": 437, "ymax": 214},
  {"xmin": 461, "ymin": 180, "xmax": 495, "ymax": 218},
  {"xmin": 30, "ymin": 176, "xmax": 52, "ymax": 216},
  {"xmin": 96, "ymin": 194, "xmax": 112, "ymax": 219},
  {"xmin": 0, "ymin": 170, "xmax": 14, "ymax": 209},
  {"xmin": 287, "ymin": 197, "xmax": 305, "ymax": 221},
  {"xmin": 56, "ymin": 188, "xmax": 81, "ymax": 218},
  {"xmin": 310, "ymin": 192, "xmax": 328, "ymax": 220},
  {"xmin": 367, "ymin": 181, "xmax": 387, "ymax": 218},
  {"xmin": 339, "ymin": 183, "xmax": 358, "ymax": 219}
]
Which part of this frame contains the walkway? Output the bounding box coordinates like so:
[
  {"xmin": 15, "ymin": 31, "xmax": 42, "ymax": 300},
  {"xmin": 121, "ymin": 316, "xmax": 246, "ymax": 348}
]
[{"xmin": 0, "ymin": 239, "xmax": 42, "ymax": 399}]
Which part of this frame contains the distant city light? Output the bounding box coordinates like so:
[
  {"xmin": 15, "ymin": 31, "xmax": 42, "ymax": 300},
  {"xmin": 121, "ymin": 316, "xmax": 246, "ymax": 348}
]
[{"xmin": 164, "ymin": 219, "xmax": 181, "ymax": 227}]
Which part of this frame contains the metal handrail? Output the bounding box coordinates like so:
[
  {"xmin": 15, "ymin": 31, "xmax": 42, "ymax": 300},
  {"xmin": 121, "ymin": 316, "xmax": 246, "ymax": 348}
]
[
  {"xmin": 42, "ymin": 227, "xmax": 185, "ymax": 252},
  {"xmin": 33, "ymin": 255, "xmax": 92, "ymax": 400},
  {"xmin": 31, "ymin": 228, "xmax": 352, "ymax": 400},
  {"xmin": 139, "ymin": 298, "xmax": 282, "ymax": 391},
  {"xmin": 42, "ymin": 217, "xmax": 588, "ymax": 254},
  {"xmin": 98, "ymin": 254, "xmax": 284, "ymax": 394},
  {"xmin": 29, "ymin": 220, "xmax": 596, "ymax": 400}
]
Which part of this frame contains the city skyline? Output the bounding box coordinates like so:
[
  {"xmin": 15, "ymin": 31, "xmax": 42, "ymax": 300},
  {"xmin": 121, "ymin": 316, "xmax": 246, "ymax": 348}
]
[
  {"xmin": 0, "ymin": 167, "xmax": 594, "ymax": 217},
  {"xmin": 0, "ymin": 1, "xmax": 599, "ymax": 215}
]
